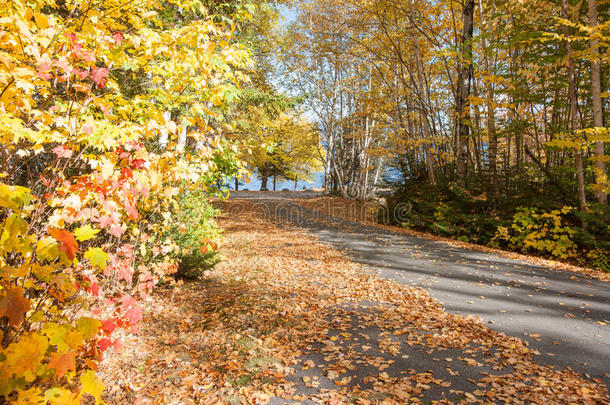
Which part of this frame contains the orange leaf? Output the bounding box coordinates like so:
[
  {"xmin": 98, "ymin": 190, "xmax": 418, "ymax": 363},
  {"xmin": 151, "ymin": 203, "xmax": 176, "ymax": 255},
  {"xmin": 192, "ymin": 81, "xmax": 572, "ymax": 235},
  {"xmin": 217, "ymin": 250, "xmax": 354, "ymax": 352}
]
[
  {"xmin": 50, "ymin": 228, "xmax": 78, "ymax": 260},
  {"xmin": 0, "ymin": 287, "xmax": 31, "ymax": 325},
  {"xmin": 84, "ymin": 358, "xmax": 98, "ymax": 371},
  {"xmin": 49, "ymin": 351, "xmax": 76, "ymax": 379}
]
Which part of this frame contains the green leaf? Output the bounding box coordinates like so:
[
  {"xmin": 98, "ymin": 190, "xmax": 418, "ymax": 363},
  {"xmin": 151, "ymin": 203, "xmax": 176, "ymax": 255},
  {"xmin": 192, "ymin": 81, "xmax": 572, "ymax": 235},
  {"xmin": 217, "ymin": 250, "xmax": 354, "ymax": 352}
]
[
  {"xmin": 44, "ymin": 387, "xmax": 79, "ymax": 404},
  {"xmin": 42, "ymin": 322, "xmax": 75, "ymax": 353}
]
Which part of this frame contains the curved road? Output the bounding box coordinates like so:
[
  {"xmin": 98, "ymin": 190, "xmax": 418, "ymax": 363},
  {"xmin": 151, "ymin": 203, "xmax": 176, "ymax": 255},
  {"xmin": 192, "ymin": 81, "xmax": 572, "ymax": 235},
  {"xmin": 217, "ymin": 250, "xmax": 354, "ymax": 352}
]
[{"xmin": 229, "ymin": 192, "xmax": 610, "ymax": 389}]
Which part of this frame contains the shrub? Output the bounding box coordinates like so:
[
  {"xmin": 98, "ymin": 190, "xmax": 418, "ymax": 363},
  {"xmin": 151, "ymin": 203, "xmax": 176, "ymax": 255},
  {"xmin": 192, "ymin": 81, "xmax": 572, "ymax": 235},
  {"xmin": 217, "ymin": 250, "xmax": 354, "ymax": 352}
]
[
  {"xmin": 0, "ymin": 0, "xmax": 249, "ymax": 402},
  {"xmin": 492, "ymin": 206, "xmax": 578, "ymax": 259},
  {"xmin": 587, "ymin": 249, "xmax": 609, "ymax": 273},
  {"xmin": 387, "ymin": 180, "xmax": 608, "ymax": 271},
  {"xmin": 388, "ymin": 180, "xmax": 500, "ymax": 243},
  {"xmin": 177, "ymin": 250, "xmax": 221, "ymax": 279},
  {"xmin": 167, "ymin": 188, "xmax": 223, "ymax": 280}
]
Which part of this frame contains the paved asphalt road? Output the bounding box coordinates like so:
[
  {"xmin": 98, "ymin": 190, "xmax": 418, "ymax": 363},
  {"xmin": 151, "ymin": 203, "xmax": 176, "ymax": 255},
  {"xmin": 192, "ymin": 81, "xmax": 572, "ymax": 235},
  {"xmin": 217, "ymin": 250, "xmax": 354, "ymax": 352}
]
[{"xmin": 229, "ymin": 192, "xmax": 610, "ymax": 401}]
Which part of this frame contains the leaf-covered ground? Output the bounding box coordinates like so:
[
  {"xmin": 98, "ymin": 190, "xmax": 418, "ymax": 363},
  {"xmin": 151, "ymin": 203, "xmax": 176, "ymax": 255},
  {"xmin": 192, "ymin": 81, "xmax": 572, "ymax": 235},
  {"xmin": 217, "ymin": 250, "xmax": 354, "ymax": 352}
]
[{"xmin": 99, "ymin": 199, "xmax": 608, "ymax": 404}]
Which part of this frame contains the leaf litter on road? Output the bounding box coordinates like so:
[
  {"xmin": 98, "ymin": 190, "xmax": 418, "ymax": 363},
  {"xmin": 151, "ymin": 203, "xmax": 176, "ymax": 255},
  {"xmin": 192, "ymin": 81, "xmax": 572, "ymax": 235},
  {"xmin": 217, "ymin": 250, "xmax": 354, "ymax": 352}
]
[{"xmin": 99, "ymin": 199, "xmax": 608, "ymax": 404}]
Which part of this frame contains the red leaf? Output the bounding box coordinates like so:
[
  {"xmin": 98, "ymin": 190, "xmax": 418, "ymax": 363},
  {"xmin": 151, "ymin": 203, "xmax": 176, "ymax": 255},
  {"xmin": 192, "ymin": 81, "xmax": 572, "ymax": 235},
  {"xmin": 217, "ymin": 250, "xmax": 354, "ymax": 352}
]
[
  {"xmin": 74, "ymin": 68, "xmax": 89, "ymax": 80},
  {"xmin": 91, "ymin": 67, "xmax": 109, "ymax": 88},
  {"xmin": 82, "ymin": 51, "xmax": 96, "ymax": 63},
  {"xmin": 52, "ymin": 145, "xmax": 73, "ymax": 159},
  {"xmin": 89, "ymin": 282, "xmax": 100, "ymax": 296},
  {"xmin": 121, "ymin": 167, "xmax": 133, "ymax": 178},
  {"xmin": 37, "ymin": 72, "xmax": 53, "ymax": 80},
  {"xmin": 120, "ymin": 294, "xmax": 136, "ymax": 310},
  {"xmin": 109, "ymin": 224, "xmax": 124, "ymax": 238},
  {"xmin": 50, "ymin": 228, "xmax": 79, "ymax": 259},
  {"xmin": 0, "ymin": 287, "xmax": 31, "ymax": 326},
  {"xmin": 117, "ymin": 264, "xmax": 133, "ymax": 282},
  {"xmin": 124, "ymin": 203, "xmax": 139, "ymax": 221},
  {"xmin": 102, "ymin": 318, "xmax": 116, "ymax": 335},
  {"xmin": 54, "ymin": 59, "xmax": 71, "ymax": 74},
  {"xmin": 132, "ymin": 159, "xmax": 146, "ymax": 169},
  {"xmin": 98, "ymin": 338, "xmax": 112, "ymax": 352},
  {"xmin": 37, "ymin": 61, "xmax": 52, "ymax": 80},
  {"xmin": 99, "ymin": 214, "xmax": 118, "ymax": 229},
  {"xmin": 113, "ymin": 32, "xmax": 124, "ymax": 45},
  {"xmin": 125, "ymin": 305, "xmax": 142, "ymax": 325}
]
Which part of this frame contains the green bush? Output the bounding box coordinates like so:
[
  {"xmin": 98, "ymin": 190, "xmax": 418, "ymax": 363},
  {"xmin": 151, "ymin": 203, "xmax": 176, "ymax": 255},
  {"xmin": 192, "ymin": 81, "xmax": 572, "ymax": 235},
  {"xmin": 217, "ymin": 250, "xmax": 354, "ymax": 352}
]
[
  {"xmin": 587, "ymin": 249, "xmax": 610, "ymax": 273},
  {"xmin": 176, "ymin": 249, "xmax": 221, "ymax": 280},
  {"xmin": 166, "ymin": 187, "xmax": 222, "ymax": 280}
]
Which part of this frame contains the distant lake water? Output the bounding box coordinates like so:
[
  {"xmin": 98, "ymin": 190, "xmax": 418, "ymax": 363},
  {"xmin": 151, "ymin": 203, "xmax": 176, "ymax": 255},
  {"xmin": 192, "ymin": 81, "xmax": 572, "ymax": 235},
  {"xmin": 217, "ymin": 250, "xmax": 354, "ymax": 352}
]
[{"xmin": 229, "ymin": 171, "xmax": 325, "ymax": 191}]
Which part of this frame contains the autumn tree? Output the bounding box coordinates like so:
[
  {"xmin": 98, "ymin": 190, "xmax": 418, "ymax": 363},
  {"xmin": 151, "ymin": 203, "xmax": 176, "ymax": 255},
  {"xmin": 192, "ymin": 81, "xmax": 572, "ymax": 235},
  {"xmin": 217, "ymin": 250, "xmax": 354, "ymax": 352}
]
[
  {"xmin": 456, "ymin": 0, "xmax": 476, "ymax": 185},
  {"xmin": 232, "ymin": 101, "xmax": 322, "ymax": 190},
  {"xmin": 588, "ymin": 0, "xmax": 607, "ymax": 205},
  {"xmin": 275, "ymin": 0, "xmax": 608, "ymax": 266}
]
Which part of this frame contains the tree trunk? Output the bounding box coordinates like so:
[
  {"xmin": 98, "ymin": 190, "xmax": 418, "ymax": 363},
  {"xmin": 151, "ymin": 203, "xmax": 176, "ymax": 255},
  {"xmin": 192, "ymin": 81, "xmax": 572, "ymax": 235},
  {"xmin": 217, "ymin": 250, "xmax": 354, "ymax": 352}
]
[
  {"xmin": 235, "ymin": 178, "xmax": 239, "ymax": 191},
  {"xmin": 589, "ymin": 0, "xmax": 607, "ymax": 205},
  {"xmin": 411, "ymin": 25, "xmax": 437, "ymax": 186},
  {"xmin": 561, "ymin": 0, "xmax": 587, "ymax": 228},
  {"xmin": 261, "ymin": 175, "xmax": 268, "ymax": 191},
  {"xmin": 479, "ymin": 0, "xmax": 498, "ymax": 207},
  {"xmin": 456, "ymin": 0, "xmax": 475, "ymax": 185},
  {"xmin": 324, "ymin": 127, "xmax": 334, "ymax": 192},
  {"xmin": 159, "ymin": 111, "xmax": 171, "ymax": 150},
  {"xmin": 472, "ymin": 77, "xmax": 483, "ymax": 175}
]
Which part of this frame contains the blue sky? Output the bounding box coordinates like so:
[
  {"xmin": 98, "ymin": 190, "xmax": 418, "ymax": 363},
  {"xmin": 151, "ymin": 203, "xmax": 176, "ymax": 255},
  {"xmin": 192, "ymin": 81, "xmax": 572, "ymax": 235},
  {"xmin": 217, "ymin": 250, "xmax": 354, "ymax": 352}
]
[
  {"xmin": 278, "ymin": 4, "xmax": 298, "ymax": 26},
  {"xmin": 229, "ymin": 2, "xmax": 323, "ymax": 191}
]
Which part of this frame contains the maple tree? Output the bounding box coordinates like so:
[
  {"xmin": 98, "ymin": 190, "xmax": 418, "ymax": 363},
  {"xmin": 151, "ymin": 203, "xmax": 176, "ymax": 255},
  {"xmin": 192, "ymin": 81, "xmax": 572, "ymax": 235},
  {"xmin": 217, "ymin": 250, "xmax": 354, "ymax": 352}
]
[{"xmin": 0, "ymin": 0, "xmax": 251, "ymax": 402}]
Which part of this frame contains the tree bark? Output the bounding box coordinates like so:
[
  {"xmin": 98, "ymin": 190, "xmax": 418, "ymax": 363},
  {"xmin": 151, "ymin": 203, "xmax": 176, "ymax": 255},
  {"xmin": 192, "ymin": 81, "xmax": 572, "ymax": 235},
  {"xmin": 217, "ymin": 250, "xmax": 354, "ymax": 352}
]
[
  {"xmin": 589, "ymin": 0, "xmax": 607, "ymax": 205},
  {"xmin": 561, "ymin": 0, "xmax": 587, "ymax": 228},
  {"xmin": 410, "ymin": 15, "xmax": 437, "ymax": 186},
  {"xmin": 456, "ymin": 0, "xmax": 475, "ymax": 185},
  {"xmin": 479, "ymin": 0, "xmax": 498, "ymax": 207},
  {"xmin": 261, "ymin": 175, "xmax": 268, "ymax": 191}
]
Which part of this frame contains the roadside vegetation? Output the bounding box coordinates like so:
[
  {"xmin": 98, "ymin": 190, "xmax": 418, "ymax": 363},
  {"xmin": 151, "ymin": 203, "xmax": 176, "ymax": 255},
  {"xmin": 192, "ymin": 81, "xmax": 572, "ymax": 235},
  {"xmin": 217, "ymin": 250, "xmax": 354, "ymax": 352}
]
[
  {"xmin": 0, "ymin": 0, "xmax": 608, "ymax": 402},
  {"xmin": 384, "ymin": 179, "xmax": 609, "ymax": 272}
]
